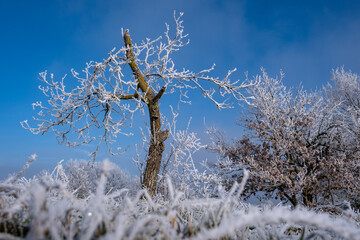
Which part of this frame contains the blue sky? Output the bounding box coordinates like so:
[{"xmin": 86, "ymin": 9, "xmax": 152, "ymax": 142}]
[{"xmin": 1, "ymin": 0, "xmax": 359, "ymax": 179}]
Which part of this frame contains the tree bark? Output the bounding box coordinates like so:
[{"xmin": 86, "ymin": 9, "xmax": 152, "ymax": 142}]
[
  {"xmin": 142, "ymin": 100, "xmax": 169, "ymax": 196},
  {"xmin": 123, "ymin": 30, "xmax": 169, "ymax": 197}
]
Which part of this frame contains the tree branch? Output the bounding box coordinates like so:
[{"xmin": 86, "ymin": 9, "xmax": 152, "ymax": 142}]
[
  {"xmin": 123, "ymin": 30, "xmax": 155, "ymax": 101},
  {"xmin": 152, "ymin": 86, "xmax": 166, "ymax": 103},
  {"xmin": 116, "ymin": 94, "xmax": 138, "ymax": 100}
]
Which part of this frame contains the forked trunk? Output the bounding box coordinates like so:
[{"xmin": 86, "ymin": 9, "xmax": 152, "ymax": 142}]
[{"xmin": 124, "ymin": 30, "xmax": 169, "ymax": 197}]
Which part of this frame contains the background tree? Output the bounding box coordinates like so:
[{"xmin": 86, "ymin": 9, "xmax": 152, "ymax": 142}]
[
  {"xmin": 324, "ymin": 68, "xmax": 360, "ymax": 209},
  {"xmin": 208, "ymin": 69, "xmax": 359, "ymax": 208},
  {"xmin": 21, "ymin": 13, "xmax": 255, "ymax": 197}
]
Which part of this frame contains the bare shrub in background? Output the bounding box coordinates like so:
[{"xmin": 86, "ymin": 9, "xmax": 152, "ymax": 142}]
[{"xmin": 208, "ymin": 68, "xmax": 360, "ymax": 208}]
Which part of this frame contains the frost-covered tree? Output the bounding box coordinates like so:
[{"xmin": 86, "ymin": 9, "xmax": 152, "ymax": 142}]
[
  {"xmin": 324, "ymin": 67, "xmax": 360, "ymax": 208},
  {"xmin": 326, "ymin": 68, "xmax": 360, "ymax": 151},
  {"xmin": 208, "ymin": 69, "xmax": 360, "ymax": 207},
  {"xmin": 21, "ymin": 13, "xmax": 255, "ymax": 196}
]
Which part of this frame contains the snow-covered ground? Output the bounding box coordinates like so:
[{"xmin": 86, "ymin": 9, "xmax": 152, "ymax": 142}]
[{"xmin": 0, "ymin": 158, "xmax": 359, "ymax": 239}]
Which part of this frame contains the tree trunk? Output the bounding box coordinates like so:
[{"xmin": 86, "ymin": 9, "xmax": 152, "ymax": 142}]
[
  {"xmin": 302, "ymin": 189, "xmax": 314, "ymax": 207},
  {"xmin": 123, "ymin": 30, "xmax": 169, "ymax": 197},
  {"xmin": 142, "ymin": 100, "xmax": 169, "ymax": 196}
]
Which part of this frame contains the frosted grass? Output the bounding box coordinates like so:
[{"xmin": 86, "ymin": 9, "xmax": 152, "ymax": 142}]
[{"xmin": 0, "ymin": 158, "xmax": 359, "ymax": 239}]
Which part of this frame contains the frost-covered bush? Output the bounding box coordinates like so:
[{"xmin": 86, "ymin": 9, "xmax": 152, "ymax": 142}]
[
  {"xmin": 1, "ymin": 157, "xmax": 359, "ymax": 239},
  {"xmin": 64, "ymin": 159, "xmax": 140, "ymax": 198},
  {"xmin": 208, "ymin": 68, "xmax": 360, "ymax": 208},
  {"xmin": 155, "ymin": 111, "xmax": 222, "ymax": 199}
]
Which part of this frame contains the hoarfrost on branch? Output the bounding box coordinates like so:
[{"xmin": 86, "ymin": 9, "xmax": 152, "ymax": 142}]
[{"xmin": 21, "ymin": 12, "xmax": 256, "ymax": 159}]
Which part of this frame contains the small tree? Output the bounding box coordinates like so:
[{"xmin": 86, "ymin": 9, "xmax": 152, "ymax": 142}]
[{"xmin": 22, "ymin": 13, "xmax": 255, "ymax": 196}]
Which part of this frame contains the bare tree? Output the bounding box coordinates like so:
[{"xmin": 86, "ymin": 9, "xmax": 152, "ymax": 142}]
[{"xmin": 21, "ymin": 12, "xmax": 255, "ymax": 196}]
